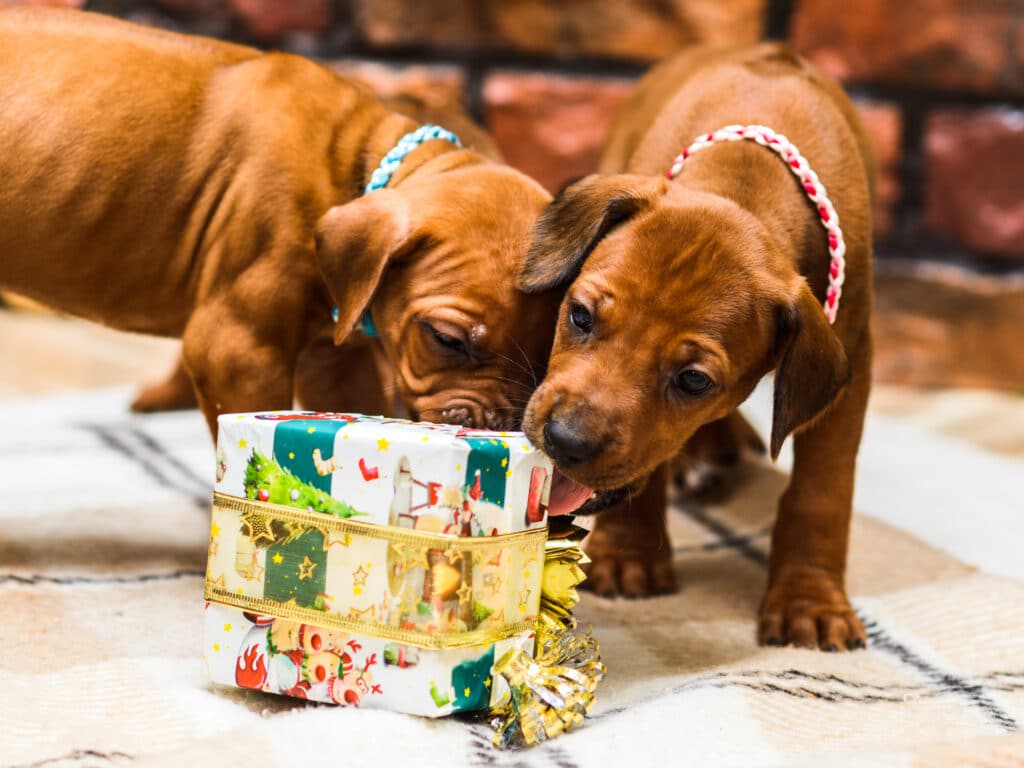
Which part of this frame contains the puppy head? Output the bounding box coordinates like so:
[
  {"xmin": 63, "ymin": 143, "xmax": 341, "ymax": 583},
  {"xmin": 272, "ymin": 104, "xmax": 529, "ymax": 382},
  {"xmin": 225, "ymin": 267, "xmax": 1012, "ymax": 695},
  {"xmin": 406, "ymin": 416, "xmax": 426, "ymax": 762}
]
[
  {"xmin": 519, "ymin": 174, "xmax": 849, "ymax": 499},
  {"xmin": 315, "ymin": 160, "xmax": 560, "ymax": 429}
]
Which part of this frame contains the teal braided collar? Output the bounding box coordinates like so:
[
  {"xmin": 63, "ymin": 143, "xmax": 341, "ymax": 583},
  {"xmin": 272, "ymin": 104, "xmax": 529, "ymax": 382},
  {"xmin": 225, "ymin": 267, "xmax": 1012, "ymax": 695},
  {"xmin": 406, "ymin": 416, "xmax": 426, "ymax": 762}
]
[{"xmin": 332, "ymin": 124, "xmax": 462, "ymax": 337}]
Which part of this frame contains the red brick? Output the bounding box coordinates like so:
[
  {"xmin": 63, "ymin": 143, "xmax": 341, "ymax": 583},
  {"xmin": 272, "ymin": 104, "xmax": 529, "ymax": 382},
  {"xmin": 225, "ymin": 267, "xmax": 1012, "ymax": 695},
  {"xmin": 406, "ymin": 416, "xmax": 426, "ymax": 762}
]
[
  {"xmin": 873, "ymin": 263, "xmax": 1024, "ymax": 391},
  {"xmin": 853, "ymin": 101, "xmax": 902, "ymax": 241},
  {"xmin": 228, "ymin": 0, "xmax": 330, "ymax": 40},
  {"xmin": 353, "ymin": 0, "xmax": 765, "ymax": 60},
  {"xmin": 924, "ymin": 108, "xmax": 1024, "ymax": 261},
  {"xmin": 483, "ymin": 72, "xmax": 634, "ymax": 193},
  {"xmin": 792, "ymin": 0, "xmax": 1023, "ymax": 96},
  {"xmin": 0, "ymin": 0, "xmax": 85, "ymax": 7}
]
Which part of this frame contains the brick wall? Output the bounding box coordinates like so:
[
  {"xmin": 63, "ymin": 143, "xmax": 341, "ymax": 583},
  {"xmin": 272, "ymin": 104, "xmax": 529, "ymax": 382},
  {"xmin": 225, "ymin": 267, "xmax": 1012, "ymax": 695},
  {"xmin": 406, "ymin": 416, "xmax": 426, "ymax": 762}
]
[{"xmin": 11, "ymin": 0, "xmax": 1024, "ymax": 389}]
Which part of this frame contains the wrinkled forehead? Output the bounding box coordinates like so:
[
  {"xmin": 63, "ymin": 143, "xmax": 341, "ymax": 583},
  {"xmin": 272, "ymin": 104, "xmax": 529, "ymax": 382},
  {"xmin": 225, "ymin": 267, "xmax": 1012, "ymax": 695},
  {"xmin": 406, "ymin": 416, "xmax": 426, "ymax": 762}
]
[{"xmin": 586, "ymin": 208, "xmax": 757, "ymax": 300}]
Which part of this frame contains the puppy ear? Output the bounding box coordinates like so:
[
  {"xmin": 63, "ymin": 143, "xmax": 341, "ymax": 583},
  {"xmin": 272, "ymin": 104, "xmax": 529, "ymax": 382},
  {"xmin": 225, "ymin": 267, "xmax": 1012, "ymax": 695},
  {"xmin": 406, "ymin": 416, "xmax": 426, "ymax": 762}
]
[
  {"xmin": 520, "ymin": 174, "xmax": 669, "ymax": 292},
  {"xmin": 314, "ymin": 191, "xmax": 415, "ymax": 345},
  {"xmin": 769, "ymin": 281, "xmax": 851, "ymax": 460}
]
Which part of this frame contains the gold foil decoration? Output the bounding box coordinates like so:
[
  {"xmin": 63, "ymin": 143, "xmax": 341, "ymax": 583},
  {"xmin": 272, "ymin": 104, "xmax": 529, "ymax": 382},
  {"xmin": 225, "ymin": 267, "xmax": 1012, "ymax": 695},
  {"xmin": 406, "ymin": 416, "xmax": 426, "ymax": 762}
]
[
  {"xmin": 206, "ymin": 492, "xmax": 546, "ymax": 650},
  {"xmin": 489, "ymin": 522, "xmax": 606, "ymax": 749}
]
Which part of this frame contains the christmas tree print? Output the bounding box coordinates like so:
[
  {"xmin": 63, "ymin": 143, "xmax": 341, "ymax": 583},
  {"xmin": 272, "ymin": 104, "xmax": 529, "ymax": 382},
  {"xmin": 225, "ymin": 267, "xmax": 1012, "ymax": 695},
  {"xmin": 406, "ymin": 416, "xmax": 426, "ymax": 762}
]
[{"xmin": 244, "ymin": 451, "xmax": 365, "ymax": 518}]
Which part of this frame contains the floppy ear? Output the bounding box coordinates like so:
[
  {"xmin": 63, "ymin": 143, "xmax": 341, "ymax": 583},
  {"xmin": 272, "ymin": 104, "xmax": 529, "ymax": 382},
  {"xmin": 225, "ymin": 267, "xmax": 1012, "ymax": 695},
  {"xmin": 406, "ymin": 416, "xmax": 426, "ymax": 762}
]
[
  {"xmin": 519, "ymin": 174, "xmax": 670, "ymax": 292},
  {"xmin": 769, "ymin": 281, "xmax": 851, "ymax": 460},
  {"xmin": 314, "ymin": 190, "xmax": 415, "ymax": 344}
]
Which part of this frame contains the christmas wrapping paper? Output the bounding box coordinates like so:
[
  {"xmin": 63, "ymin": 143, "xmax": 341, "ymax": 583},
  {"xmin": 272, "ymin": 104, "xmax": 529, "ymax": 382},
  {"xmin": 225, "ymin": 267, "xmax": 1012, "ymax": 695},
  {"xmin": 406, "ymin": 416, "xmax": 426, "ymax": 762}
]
[{"xmin": 204, "ymin": 411, "xmax": 553, "ymax": 717}]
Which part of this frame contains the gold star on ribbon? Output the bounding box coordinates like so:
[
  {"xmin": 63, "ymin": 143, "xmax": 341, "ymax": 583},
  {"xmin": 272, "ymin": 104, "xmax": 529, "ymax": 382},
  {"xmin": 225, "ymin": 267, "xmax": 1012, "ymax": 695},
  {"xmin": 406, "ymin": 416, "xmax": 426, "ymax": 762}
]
[
  {"xmin": 443, "ymin": 545, "xmax": 464, "ymax": 566},
  {"xmin": 347, "ymin": 605, "xmax": 376, "ymax": 622},
  {"xmin": 241, "ymin": 511, "xmax": 275, "ymax": 546},
  {"xmin": 377, "ymin": 437, "xmax": 390, "ymax": 452},
  {"xmin": 298, "ymin": 556, "xmax": 318, "ymax": 581},
  {"xmin": 390, "ymin": 543, "xmax": 429, "ymax": 571},
  {"xmin": 520, "ymin": 543, "xmax": 539, "ymax": 568},
  {"xmin": 517, "ymin": 586, "xmax": 532, "ymax": 613},
  {"xmin": 489, "ymin": 575, "xmax": 503, "ymax": 596},
  {"xmin": 324, "ymin": 530, "xmax": 352, "ymax": 551},
  {"xmin": 352, "ymin": 564, "xmax": 369, "ymax": 589},
  {"xmin": 456, "ymin": 580, "xmax": 473, "ymax": 607}
]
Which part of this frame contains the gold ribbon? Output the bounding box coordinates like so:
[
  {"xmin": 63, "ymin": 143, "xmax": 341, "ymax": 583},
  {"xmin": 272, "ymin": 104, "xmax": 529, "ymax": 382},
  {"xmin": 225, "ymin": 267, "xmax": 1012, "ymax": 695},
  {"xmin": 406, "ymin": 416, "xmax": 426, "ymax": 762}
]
[
  {"xmin": 489, "ymin": 523, "xmax": 606, "ymax": 748},
  {"xmin": 205, "ymin": 492, "xmax": 546, "ymax": 650}
]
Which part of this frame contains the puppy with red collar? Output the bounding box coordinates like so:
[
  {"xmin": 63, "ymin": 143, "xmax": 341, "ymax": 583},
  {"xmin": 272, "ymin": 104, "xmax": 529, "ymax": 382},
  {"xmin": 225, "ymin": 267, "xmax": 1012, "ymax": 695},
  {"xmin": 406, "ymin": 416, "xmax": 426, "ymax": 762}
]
[{"xmin": 519, "ymin": 44, "xmax": 875, "ymax": 650}]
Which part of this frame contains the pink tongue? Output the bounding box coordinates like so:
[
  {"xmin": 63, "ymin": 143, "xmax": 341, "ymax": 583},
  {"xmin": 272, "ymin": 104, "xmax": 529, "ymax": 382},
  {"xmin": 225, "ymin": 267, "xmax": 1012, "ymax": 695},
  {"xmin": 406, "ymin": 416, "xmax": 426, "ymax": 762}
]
[{"xmin": 548, "ymin": 470, "xmax": 594, "ymax": 517}]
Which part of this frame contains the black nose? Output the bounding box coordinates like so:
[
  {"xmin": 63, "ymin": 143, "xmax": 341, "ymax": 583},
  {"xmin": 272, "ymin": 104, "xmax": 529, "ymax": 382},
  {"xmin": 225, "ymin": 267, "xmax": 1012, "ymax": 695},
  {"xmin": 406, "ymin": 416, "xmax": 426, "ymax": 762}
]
[{"xmin": 542, "ymin": 420, "xmax": 601, "ymax": 467}]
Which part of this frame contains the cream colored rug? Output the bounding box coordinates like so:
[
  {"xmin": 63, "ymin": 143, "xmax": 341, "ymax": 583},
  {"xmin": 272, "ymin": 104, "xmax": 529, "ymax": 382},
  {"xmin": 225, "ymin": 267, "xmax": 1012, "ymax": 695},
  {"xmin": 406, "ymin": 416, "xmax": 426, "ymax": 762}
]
[{"xmin": 1, "ymin": 386, "xmax": 1022, "ymax": 768}]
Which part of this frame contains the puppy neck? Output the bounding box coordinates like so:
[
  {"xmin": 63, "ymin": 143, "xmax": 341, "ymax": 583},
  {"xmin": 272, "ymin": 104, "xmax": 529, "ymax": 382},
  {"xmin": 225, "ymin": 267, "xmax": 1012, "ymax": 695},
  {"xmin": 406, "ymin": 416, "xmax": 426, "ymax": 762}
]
[
  {"xmin": 668, "ymin": 140, "xmax": 824, "ymax": 279},
  {"xmin": 358, "ymin": 113, "xmax": 475, "ymax": 192}
]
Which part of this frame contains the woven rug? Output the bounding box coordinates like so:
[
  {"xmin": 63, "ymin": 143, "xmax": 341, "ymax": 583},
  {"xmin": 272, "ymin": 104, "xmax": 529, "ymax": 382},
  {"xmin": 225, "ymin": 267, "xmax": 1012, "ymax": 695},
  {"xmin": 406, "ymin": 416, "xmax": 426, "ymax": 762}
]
[{"xmin": 2, "ymin": 386, "xmax": 1022, "ymax": 768}]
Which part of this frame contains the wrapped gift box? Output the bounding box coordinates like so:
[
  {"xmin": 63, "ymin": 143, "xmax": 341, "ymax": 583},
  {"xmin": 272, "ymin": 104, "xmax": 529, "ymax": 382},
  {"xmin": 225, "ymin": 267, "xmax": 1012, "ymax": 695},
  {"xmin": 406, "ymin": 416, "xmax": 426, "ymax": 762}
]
[{"xmin": 203, "ymin": 411, "xmax": 553, "ymax": 717}]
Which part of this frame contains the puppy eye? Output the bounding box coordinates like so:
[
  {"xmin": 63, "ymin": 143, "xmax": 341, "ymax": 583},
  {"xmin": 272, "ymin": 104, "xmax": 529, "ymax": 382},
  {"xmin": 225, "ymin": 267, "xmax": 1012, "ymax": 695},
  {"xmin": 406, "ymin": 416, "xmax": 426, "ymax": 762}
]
[
  {"xmin": 568, "ymin": 302, "xmax": 593, "ymax": 334},
  {"xmin": 672, "ymin": 369, "xmax": 715, "ymax": 397},
  {"xmin": 427, "ymin": 324, "xmax": 469, "ymax": 357}
]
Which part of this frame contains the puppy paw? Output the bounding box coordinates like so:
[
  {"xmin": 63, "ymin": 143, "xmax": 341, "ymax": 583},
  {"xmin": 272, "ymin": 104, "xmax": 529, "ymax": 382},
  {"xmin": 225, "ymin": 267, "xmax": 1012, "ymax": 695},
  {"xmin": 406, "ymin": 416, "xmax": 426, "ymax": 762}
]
[
  {"xmin": 582, "ymin": 532, "xmax": 677, "ymax": 599},
  {"xmin": 672, "ymin": 412, "xmax": 765, "ymax": 502},
  {"xmin": 130, "ymin": 375, "xmax": 198, "ymax": 413},
  {"xmin": 758, "ymin": 567, "xmax": 866, "ymax": 651}
]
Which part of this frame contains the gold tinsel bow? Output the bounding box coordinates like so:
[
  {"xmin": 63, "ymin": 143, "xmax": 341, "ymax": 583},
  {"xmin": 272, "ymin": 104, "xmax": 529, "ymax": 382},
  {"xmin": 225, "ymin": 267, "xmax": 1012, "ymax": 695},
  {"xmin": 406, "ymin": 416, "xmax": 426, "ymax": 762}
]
[{"xmin": 489, "ymin": 521, "xmax": 606, "ymax": 749}]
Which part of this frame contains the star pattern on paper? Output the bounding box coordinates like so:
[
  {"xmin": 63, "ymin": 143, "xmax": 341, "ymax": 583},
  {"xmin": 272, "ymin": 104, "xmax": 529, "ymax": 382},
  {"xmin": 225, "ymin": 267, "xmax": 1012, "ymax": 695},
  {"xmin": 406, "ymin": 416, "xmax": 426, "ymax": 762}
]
[
  {"xmin": 209, "ymin": 521, "xmax": 221, "ymax": 539},
  {"xmin": 207, "ymin": 538, "xmax": 219, "ymax": 559},
  {"xmin": 456, "ymin": 580, "xmax": 473, "ymax": 607},
  {"xmin": 517, "ymin": 586, "xmax": 532, "ymax": 613},
  {"xmin": 352, "ymin": 564, "xmax": 369, "ymax": 589},
  {"xmin": 298, "ymin": 556, "xmax": 318, "ymax": 581},
  {"xmin": 377, "ymin": 437, "xmax": 390, "ymax": 452},
  {"xmin": 324, "ymin": 530, "xmax": 353, "ymax": 551},
  {"xmin": 208, "ymin": 573, "xmax": 227, "ymax": 591},
  {"xmin": 484, "ymin": 678, "xmax": 491, "ymax": 688},
  {"xmin": 241, "ymin": 511, "xmax": 275, "ymax": 546}
]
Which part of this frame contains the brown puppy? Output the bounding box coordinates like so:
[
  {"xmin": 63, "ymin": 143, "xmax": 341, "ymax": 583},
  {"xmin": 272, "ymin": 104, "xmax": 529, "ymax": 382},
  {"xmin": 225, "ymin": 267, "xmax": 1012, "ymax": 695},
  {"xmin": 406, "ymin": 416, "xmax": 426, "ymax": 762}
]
[
  {"xmin": 520, "ymin": 44, "xmax": 874, "ymax": 650},
  {"xmin": 131, "ymin": 92, "xmax": 506, "ymax": 417},
  {"xmin": 0, "ymin": 8, "xmax": 559, "ymax": 434}
]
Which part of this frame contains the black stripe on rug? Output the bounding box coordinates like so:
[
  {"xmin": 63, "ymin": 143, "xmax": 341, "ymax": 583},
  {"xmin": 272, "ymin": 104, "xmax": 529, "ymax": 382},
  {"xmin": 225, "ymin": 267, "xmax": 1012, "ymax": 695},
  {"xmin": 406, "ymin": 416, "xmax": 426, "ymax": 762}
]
[
  {"xmin": 78, "ymin": 424, "xmax": 207, "ymax": 510},
  {"xmin": 675, "ymin": 499, "xmax": 1020, "ymax": 732},
  {"xmin": 864, "ymin": 618, "xmax": 1019, "ymax": 732},
  {"xmin": 4, "ymin": 748, "xmax": 133, "ymax": 768},
  {"xmin": 0, "ymin": 569, "xmax": 204, "ymax": 587}
]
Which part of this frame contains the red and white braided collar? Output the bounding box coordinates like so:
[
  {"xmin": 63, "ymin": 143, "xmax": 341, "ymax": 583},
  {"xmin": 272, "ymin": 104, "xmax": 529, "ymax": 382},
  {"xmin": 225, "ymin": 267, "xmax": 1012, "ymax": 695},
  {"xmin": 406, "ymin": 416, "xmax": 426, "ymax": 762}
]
[{"xmin": 666, "ymin": 124, "xmax": 846, "ymax": 324}]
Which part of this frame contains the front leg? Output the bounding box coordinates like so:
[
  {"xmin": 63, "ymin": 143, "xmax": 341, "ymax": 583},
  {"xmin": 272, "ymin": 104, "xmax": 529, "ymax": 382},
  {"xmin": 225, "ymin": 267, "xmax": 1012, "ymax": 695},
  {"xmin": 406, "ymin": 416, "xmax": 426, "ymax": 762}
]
[
  {"xmin": 583, "ymin": 465, "xmax": 676, "ymax": 598},
  {"xmin": 759, "ymin": 336, "xmax": 872, "ymax": 651},
  {"xmin": 183, "ymin": 302, "xmax": 297, "ymax": 437}
]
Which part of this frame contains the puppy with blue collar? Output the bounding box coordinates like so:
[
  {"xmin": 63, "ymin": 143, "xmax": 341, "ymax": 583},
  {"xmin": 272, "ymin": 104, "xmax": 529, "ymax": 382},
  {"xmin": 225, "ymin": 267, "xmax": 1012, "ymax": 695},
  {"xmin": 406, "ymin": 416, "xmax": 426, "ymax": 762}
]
[{"xmin": 1, "ymin": 9, "xmax": 562, "ymax": 447}]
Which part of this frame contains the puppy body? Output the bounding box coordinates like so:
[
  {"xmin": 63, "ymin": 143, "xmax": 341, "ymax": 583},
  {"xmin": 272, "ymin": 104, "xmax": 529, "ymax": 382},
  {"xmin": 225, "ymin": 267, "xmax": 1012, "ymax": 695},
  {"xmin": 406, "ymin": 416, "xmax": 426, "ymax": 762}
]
[
  {"xmin": 1, "ymin": 9, "xmax": 557, "ymax": 432},
  {"xmin": 522, "ymin": 44, "xmax": 873, "ymax": 649}
]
